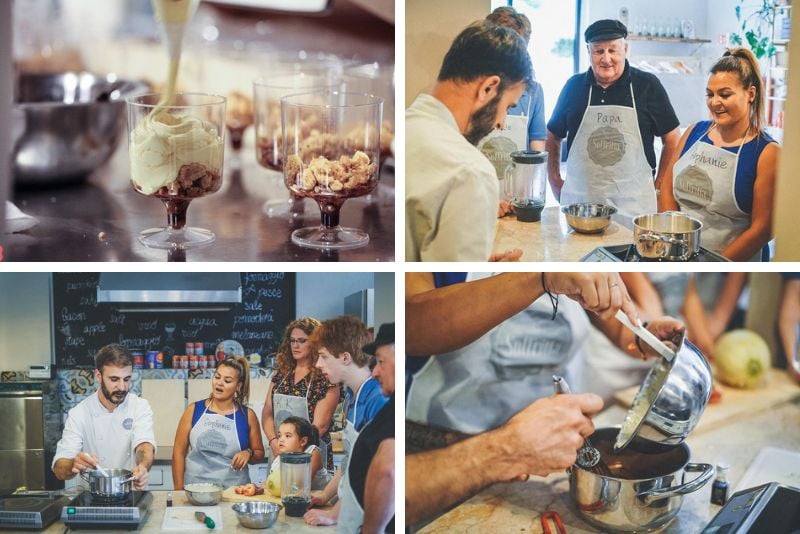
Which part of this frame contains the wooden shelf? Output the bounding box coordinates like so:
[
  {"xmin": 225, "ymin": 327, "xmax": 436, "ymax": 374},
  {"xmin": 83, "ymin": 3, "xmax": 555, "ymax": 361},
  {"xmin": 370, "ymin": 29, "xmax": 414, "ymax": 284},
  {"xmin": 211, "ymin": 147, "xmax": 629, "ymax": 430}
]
[{"xmin": 629, "ymin": 35, "xmax": 711, "ymax": 44}]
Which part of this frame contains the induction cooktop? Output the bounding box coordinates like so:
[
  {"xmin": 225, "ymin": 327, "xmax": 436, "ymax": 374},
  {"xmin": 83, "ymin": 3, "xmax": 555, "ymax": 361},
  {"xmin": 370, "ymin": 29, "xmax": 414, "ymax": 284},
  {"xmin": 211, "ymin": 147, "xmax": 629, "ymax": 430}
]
[
  {"xmin": 581, "ymin": 244, "xmax": 730, "ymax": 262},
  {"xmin": 0, "ymin": 492, "xmax": 71, "ymax": 530}
]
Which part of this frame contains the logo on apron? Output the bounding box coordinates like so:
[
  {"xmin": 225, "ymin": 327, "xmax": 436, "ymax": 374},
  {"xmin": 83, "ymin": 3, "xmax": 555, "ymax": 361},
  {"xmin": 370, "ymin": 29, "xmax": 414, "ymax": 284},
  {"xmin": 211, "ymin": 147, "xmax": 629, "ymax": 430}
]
[
  {"xmin": 122, "ymin": 417, "xmax": 133, "ymax": 430},
  {"xmin": 675, "ymin": 165, "xmax": 713, "ymax": 209},
  {"xmin": 197, "ymin": 428, "xmax": 228, "ymax": 453},
  {"xmin": 480, "ymin": 135, "xmax": 519, "ymax": 179},
  {"xmin": 588, "ymin": 126, "xmax": 626, "ymax": 167}
]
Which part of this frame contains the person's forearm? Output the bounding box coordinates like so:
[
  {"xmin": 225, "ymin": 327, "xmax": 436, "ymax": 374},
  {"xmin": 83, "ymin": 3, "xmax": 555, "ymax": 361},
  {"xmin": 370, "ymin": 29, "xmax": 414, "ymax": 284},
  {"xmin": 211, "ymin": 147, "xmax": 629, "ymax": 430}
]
[
  {"xmin": 362, "ymin": 441, "xmax": 394, "ymax": 534},
  {"xmin": 720, "ymin": 226, "xmax": 771, "ymax": 261},
  {"xmin": 406, "ymin": 273, "xmax": 542, "ymax": 356},
  {"xmin": 708, "ymin": 273, "xmax": 747, "ymax": 338},
  {"xmin": 530, "ymin": 139, "xmax": 545, "ymax": 152},
  {"xmin": 545, "ymin": 132, "xmax": 564, "ymax": 200},
  {"xmin": 172, "ymin": 451, "xmax": 185, "ymax": 490},
  {"xmin": 654, "ymin": 129, "xmax": 680, "ymax": 191},
  {"xmin": 53, "ymin": 458, "xmax": 76, "ymax": 481},
  {"xmin": 135, "ymin": 443, "xmax": 154, "ymax": 470},
  {"xmin": 406, "ymin": 431, "xmax": 507, "ymax": 525}
]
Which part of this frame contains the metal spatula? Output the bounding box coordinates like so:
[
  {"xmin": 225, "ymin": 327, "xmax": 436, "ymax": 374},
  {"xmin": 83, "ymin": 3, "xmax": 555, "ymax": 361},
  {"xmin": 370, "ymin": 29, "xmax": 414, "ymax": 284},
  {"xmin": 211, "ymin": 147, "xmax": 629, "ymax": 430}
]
[{"xmin": 615, "ymin": 310, "xmax": 676, "ymax": 362}]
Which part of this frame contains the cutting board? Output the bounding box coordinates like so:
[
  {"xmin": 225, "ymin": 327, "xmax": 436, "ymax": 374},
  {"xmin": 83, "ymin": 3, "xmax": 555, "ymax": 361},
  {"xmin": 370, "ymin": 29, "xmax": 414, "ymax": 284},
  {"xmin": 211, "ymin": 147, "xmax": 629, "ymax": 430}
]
[
  {"xmin": 614, "ymin": 369, "xmax": 800, "ymax": 435},
  {"xmin": 161, "ymin": 505, "xmax": 223, "ymax": 531},
  {"xmin": 221, "ymin": 486, "xmax": 282, "ymax": 503},
  {"xmin": 734, "ymin": 446, "xmax": 800, "ymax": 492}
]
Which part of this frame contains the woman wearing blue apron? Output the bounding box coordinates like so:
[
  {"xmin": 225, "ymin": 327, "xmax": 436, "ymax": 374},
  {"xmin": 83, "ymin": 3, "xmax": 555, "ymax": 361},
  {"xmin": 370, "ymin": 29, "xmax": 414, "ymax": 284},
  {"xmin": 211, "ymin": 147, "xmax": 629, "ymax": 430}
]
[
  {"xmin": 172, "ymin": 356, "xmax": 265, "ymax": 489},
  {"xmin": 659, "ymin": 48, "xmax": 779, "ymax": 261}
]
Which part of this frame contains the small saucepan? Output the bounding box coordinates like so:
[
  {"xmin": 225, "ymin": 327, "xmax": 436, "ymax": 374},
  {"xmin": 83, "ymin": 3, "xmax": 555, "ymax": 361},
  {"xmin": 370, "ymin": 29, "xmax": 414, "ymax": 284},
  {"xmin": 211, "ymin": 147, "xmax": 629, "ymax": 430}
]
[
  {"xmin": 569, "ymin": 427, "xmax": 713, "ymax": 532},
  {"xmin": 632, "ymin": 212, "xmax": 702, "ymax": 261},
  {"xmin": 80, "ymin": 468, "xmax": 136, "ymax": 500}
]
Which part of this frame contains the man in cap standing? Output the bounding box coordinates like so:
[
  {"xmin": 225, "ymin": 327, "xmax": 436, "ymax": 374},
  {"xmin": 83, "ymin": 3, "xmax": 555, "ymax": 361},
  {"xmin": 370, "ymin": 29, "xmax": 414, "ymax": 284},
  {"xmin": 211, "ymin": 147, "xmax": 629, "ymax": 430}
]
[{"xmin": 546, "ymin": 19, "xmax": 680, "ymax": 225}]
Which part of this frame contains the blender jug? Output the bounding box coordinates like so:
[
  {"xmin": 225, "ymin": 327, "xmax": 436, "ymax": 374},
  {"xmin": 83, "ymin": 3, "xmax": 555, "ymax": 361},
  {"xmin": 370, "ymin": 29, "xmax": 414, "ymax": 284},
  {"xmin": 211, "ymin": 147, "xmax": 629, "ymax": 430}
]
[
  {"xmin": 505, "ymin": 150, "xmax": 548, "ymax": 222},
  {"xmin": 281, "ymin": 452, "xmax": 311, "ymax": 517}
]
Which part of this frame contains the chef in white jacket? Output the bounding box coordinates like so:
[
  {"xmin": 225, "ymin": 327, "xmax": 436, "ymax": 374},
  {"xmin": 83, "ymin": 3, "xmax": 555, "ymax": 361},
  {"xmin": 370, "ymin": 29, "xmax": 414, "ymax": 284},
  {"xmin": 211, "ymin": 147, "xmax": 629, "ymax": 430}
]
[{"xmin": 52, "ymin": 344, "xmax": 155, "ymax": 489}]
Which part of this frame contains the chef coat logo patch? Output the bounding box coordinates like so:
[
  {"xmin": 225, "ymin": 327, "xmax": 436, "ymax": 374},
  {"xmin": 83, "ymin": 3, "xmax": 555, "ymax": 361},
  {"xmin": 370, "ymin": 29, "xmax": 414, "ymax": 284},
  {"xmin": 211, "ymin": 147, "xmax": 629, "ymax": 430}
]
[
  {"xmin": 479, "ymin": 135, "xmax": 518, "ymax": 180},
  {"xmin": 122, "ymin": 417, "xmax": 133, "ymax": 430},
  {"xmin": 675, "ymin": 165, "xmax": 713, "ymax": 209},
  {"xmin": 587, "ymin": 126, "xmax": 626, "ymax": 167}
]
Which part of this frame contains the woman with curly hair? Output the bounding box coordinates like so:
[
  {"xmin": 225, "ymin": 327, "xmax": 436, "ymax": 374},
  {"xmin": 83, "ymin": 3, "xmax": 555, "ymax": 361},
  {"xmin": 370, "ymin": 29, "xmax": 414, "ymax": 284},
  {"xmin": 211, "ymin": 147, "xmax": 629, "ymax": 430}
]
[{"xmin": 261, "ymin": 317, "xmax": 339, "ymax": 471}]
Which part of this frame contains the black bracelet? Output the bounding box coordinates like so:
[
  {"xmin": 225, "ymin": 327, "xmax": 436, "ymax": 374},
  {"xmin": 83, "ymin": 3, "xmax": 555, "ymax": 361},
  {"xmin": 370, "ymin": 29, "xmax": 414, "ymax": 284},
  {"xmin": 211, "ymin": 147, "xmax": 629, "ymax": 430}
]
[{"xmin": 541, "ymin": 272, "xmax": 558, "ymax": 320}]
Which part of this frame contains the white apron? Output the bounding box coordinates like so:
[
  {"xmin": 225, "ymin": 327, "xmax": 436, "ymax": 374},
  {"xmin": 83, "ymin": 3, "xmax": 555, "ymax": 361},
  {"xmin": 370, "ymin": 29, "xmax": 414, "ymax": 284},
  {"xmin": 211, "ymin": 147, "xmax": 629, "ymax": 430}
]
[
  {"xmin": 185, "ymin": 403, "xmax": 250, "ymax": 487},
  {"xmin": 478, "ymin": 95, "xmax": 531, "ymax": 200},
  {"xmin": 672, "ymin": 124, "xmax": 760, "ymax": 261},
  {"xmin": 336, "ymin": 380, "xmax": 368, "ymax": 533},
  {"xmin": 562, "ymin": 84, "xmax": 656, "ymax": 227},
  {"xmin": 273, "ymin": 371, "xmax": 328, "ymax": 469},
  {"xmin": 406, "ymin": 273, "xmax": 591, "ymax": 434}
]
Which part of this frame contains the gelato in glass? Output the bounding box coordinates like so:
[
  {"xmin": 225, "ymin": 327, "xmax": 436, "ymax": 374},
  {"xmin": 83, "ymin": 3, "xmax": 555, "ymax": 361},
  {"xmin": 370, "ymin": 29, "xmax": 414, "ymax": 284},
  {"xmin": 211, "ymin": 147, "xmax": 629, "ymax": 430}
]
[{"xmin": 127, "ymin": 93, "xmax": 226, "ymax": 249}]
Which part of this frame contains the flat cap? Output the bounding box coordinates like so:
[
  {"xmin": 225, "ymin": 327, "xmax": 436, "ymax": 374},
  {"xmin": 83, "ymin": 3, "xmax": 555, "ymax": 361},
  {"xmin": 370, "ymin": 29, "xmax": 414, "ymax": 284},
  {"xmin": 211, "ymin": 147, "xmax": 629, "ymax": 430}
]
[{"xmin": 585, "ymin": 19, "xmax": 628, "ymax": 43}]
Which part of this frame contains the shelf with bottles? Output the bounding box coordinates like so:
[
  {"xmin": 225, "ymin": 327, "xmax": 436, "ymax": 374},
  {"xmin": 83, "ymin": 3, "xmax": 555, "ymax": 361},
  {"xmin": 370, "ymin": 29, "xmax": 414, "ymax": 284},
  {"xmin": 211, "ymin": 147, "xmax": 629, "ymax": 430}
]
[{"xmin": 629, "ymin": 35, "xmax": 711, "ymax": 44}]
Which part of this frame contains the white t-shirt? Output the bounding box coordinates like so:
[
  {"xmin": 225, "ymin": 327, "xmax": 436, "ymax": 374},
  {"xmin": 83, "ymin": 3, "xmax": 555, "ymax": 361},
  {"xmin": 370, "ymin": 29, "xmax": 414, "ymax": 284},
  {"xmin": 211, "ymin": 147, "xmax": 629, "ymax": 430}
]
[
  {"xmin": 53, "ymin": 391, "xmax": 156, "ymax": 474},
  {"xmin": 405, "ymin": 93, "xmax": 499, "ymax": 261}
]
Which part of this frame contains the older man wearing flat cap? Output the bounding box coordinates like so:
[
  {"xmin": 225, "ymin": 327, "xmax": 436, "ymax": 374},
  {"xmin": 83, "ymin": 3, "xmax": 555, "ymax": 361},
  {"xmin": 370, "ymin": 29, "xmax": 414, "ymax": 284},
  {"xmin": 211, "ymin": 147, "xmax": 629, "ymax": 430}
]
[{"xmin": 545, "ymin": 19, "xmax": 680, "ymax": 226}]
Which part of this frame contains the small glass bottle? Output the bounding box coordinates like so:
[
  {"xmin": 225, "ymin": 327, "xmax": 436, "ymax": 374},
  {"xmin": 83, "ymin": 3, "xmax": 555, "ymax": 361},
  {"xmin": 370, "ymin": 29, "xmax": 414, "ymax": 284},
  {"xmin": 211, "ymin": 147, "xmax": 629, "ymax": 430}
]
[
  {"xmin": 166, "ymin": 492, "xmax": 173, "ymax": 507},
  {"xmin": 710, "ymin": 464, "xmax": 729, "ymax": 505}
]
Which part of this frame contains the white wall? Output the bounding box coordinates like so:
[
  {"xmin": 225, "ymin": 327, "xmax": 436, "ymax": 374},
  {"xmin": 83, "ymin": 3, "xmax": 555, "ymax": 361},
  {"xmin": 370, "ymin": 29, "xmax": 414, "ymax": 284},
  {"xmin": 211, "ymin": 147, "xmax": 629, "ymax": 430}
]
[
  {"xmin": 405, "ymin": 0, "xmax": 492, "ymax": 107},
  {"xmin": 295, "ymin": 272, "xmax": 377, "ymax": 321},
  {"xmin": 0, "ymin": 273, "xmax": 52, "ymax": 370}
]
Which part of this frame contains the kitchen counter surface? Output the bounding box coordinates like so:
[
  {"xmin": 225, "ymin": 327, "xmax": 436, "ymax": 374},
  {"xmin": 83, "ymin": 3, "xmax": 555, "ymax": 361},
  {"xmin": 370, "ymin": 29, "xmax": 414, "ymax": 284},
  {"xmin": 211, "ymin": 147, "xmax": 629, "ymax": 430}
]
[
  {"xmin": 493, "ymin": 206, "xmax": 630, "ymax": 261},
  {"xmin": 5, "ymin": 143, "xmax": 395, "ymax": 262},
  {"xmin": 419, "ymin": 388, "xmax": 800, "ymax": 533},
  {"xmin": 41, "ymin": 489, "xmax": 333, "ymax": 533}
]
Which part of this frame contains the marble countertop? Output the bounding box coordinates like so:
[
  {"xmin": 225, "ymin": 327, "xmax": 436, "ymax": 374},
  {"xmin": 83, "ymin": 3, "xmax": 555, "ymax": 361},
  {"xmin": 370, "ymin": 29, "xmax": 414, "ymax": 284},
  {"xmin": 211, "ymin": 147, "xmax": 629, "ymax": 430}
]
[
  {"xmin": 419, "ymin": 393, "xmax": 800, "ymax": 533},
  {"xmin": 493, "ymin": 206, "xmax": 631, "ymax": 261},
  {"xmin": 40, "ymin": 489, "xmax": 333, "ymax": 533}
]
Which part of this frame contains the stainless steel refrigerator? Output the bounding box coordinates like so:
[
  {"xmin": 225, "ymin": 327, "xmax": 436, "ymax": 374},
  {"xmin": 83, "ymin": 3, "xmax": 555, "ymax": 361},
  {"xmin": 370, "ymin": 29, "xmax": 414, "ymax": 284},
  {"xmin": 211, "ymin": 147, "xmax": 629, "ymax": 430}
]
[{"xmin": 0, "ymin": 383, "xmax": 46, "ymax": 489}]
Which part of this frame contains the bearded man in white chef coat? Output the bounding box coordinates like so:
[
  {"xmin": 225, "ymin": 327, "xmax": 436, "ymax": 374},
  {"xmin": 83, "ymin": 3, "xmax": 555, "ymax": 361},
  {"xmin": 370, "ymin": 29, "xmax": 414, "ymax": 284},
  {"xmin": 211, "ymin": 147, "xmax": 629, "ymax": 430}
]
[
  {"xmin": 53, "ymin": 344, "xmax": 155, "ymax": 490},
  {"xmin": 406, "ymin": 20, "xmax": 533, "ymax": 261}
]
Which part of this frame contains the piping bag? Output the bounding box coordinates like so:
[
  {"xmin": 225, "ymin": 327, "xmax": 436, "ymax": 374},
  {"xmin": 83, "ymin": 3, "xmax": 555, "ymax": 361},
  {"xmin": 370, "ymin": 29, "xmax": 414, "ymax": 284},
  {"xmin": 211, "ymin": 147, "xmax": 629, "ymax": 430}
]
[
  {"xmin": 150, "ymin": 0, "xmax": 199, "ymax": 111},
  {"xmin": 194, "ymin": 511, "xmax": 215, "ymax": 529}
]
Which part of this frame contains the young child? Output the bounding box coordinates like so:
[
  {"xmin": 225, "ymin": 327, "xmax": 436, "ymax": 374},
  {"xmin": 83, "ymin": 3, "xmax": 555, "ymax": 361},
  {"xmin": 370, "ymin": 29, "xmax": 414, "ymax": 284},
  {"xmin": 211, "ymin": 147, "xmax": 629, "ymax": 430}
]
[{"xmin": 272, "ymin": 416, "xmax": 331, "ymax": 491}]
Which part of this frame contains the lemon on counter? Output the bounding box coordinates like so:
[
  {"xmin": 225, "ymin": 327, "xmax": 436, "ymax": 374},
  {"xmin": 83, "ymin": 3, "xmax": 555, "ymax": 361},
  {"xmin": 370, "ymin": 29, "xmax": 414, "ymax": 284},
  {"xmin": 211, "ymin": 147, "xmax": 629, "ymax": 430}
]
[{"xmin": 267, "ymin": 470, "xmax": 281, "ymax": 498}]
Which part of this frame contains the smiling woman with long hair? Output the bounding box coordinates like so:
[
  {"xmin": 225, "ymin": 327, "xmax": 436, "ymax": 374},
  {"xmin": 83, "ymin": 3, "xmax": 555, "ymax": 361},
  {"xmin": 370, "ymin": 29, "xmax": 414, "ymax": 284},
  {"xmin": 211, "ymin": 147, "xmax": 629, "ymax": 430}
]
[
  {"xmin": 659, "ymin": 48, "xmax": 780, "ymax": 261},
  {"xmin": 261, "ymin": 317, "xmax": 340, "ymax": 471},
  {"xmin": 172, "ymin": 356, "xmax": 265, "ymax": 490}
]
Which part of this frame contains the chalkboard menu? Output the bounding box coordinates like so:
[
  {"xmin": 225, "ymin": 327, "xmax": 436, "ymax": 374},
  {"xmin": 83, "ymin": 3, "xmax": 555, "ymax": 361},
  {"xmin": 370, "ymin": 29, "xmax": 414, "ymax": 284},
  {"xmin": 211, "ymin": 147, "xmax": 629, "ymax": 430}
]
[{"xmin": 52, "ymin": 273, "xmax": 295, "ymax": 368}]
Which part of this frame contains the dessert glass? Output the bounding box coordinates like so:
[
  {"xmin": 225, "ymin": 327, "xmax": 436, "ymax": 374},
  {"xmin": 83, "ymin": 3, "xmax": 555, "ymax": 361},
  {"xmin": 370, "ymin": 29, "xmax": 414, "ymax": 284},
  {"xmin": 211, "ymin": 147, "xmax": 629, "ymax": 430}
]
[
  {"xmin": 281, "ymin": 90, "xmax": 383, "ymax": 249},
  {"xmin": 127, "ymin": 93, "xmax": 226, "ymax": 249},
  {"xmin": 342, "ymin": 62, "xmax": 395, "ymax": 164},
  {"xmin": 253, "ymin": 72, "xmax": 339, "ymax": 218}
]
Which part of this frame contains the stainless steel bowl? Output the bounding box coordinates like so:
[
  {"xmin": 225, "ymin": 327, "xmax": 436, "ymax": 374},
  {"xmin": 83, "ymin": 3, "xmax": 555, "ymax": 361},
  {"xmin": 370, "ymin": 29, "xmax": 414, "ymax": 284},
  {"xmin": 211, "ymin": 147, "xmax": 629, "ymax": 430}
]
[
  {"xmin": 184, "ymin": 483, "xmax": 224, "ymax": 506},
  {"xmin": 561, "ymin": 203, "xmax": 617, "ymax": 234},
  {"xmin": 615, "ymin": 339, "xmax": 713, "ymax": 451},
  {"xmin": 232, "ymin": 501, "xmax": 283, "ymax": 529},
  {"xmin": 12, "ymin": 71, "xmax": 147, "ymax": 186}
]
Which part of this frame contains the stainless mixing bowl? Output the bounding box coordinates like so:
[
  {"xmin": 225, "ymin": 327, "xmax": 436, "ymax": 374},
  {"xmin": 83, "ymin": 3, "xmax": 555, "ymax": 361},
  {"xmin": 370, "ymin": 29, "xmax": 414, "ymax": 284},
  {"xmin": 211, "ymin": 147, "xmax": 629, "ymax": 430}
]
[
  {"xmin": 184, "ymin": 483, "xmax": 223, "ymax": 505},
  {"xmin": 561, "ymin": 203, "xmax": 617, "ymax": 234},
  {"xmin": 12, "ymin": 71, "xmax": 147, "ymax": 186},
  {"xmin": 232, "ymin": 501, "xmax": 283, "ymax": 529}
]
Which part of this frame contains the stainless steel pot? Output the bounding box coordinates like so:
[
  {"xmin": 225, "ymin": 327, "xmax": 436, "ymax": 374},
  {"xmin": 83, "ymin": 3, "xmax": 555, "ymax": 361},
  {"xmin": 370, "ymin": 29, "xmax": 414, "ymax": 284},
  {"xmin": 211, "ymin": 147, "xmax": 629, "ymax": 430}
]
[
  {"xmin": 570, "ymin": 427, "xmax": 713, "ymax": 532},
  {"xmin": 80, "ymin": 468, "xmax": 136, "ymax": 499},
  {"xmin": 633, "ymin": 212, "xmax": 702, "ymax": 261},
  {"xmin": 615, "ymin": 339, "xmax": 713, "ymax": 451}
]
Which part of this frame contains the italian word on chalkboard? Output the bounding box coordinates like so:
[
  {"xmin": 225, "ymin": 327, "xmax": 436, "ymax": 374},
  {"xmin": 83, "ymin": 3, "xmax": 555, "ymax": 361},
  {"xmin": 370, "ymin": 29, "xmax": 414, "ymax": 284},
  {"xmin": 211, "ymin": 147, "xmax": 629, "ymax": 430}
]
[{"xmin": 52, "ymin": 273, "xmax": 296, "ymax": 368}]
